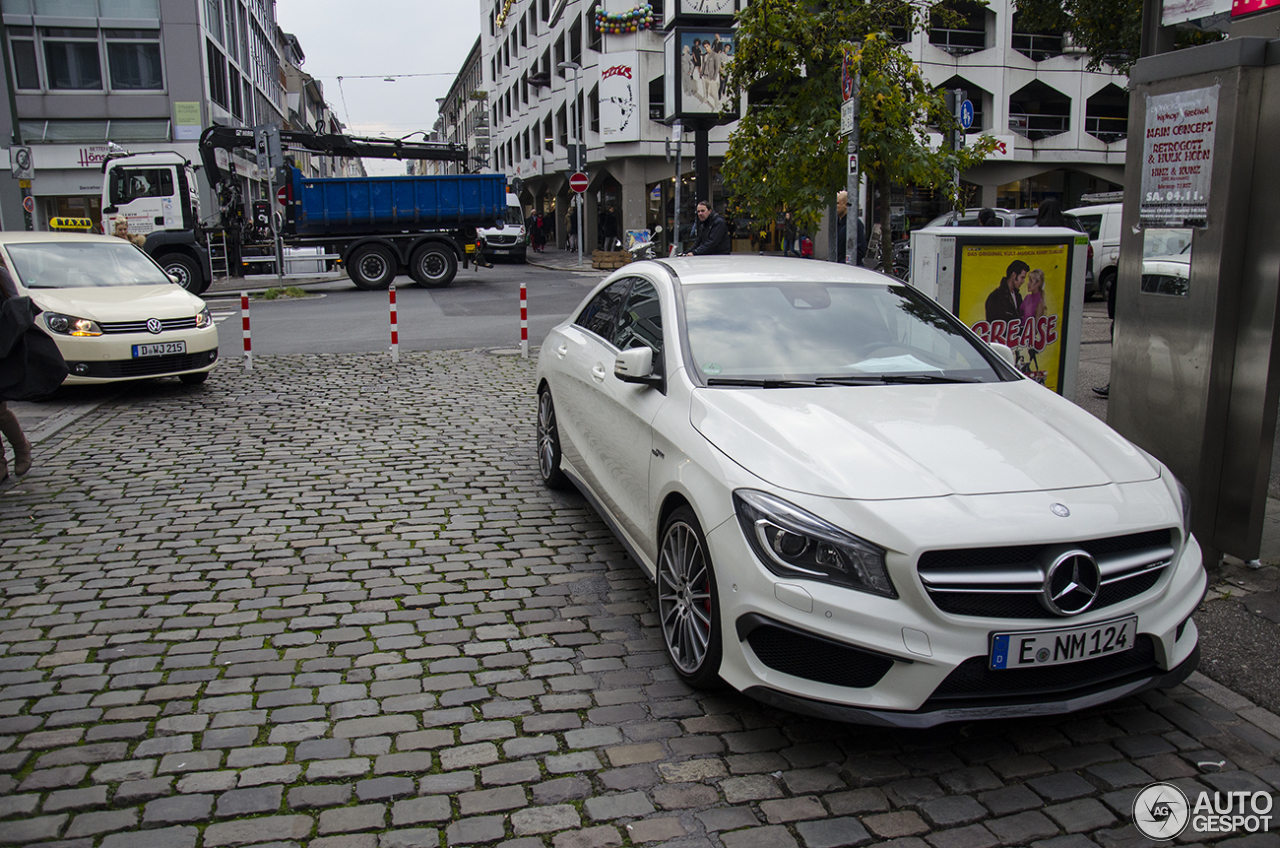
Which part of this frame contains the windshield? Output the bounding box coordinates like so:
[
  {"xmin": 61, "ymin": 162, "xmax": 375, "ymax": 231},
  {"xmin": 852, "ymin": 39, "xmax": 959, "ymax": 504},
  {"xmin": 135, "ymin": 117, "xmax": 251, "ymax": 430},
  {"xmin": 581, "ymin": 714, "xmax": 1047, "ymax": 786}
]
[
  {"xmin": 6, "ymin": 240, "xmax": 172, "ymax": 289},
  {"xmin": 682, "ymin": 282, "xmax": 1004, "ymax": 385}
]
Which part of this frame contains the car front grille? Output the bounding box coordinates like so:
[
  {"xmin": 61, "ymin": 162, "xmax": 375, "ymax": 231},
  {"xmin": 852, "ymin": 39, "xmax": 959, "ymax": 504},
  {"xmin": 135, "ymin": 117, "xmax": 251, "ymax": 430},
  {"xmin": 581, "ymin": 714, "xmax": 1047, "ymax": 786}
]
[
  {"xmin": 743, "ymin": 618, "xmax": 895, "ymax": 689},
  {"xmin": 99, "ymin": 317, "xmax": 198, "ymax": 334},
  {"xmin": 486, "ymin": 235, "xmax": 520, "ymax": 246},
  {"xmin": 917, "ymin": 529, "xmax": 1177, "ymax": 619},
  {"xmin": 924, "ymin": 634, "xmax": 1158, "ymax": 707},
  {"xmin": 79, "ymin": 350, "xmax": 217, "ymax": 378}
]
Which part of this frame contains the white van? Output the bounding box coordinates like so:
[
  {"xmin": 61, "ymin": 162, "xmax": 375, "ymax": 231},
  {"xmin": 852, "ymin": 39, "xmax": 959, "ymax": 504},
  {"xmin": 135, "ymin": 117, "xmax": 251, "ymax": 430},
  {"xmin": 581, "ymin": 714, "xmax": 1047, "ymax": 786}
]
[
  {"xmin": 479, "ymin": 193, "xmax": 526, "ymax": 262},
  {"xmin": 1067, "ymin": 202, "xmax": 1122, "ymax": 302}
]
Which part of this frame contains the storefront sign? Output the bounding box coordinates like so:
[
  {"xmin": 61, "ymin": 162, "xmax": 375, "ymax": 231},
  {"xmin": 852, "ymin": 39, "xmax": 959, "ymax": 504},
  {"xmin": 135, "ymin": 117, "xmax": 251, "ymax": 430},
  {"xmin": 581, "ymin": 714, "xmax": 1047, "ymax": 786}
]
[
  {"xmin": 1163, "ymin": 0, "xmax": 1230, "ymax": 24},
  {"xmin": 1231, "ymin": 0, "xmax": 1280, "ymax": 16},
  {"xmin": 958, "ymin": 243, "xmax": 1070, "ymax": 393},
  {"xmin": 600, "ymin": 52, "xmax": 640, "ymax": 142},
  {"xmin": 1140, "ymin": 85, "xmax": 1218, "ymax": 227}
]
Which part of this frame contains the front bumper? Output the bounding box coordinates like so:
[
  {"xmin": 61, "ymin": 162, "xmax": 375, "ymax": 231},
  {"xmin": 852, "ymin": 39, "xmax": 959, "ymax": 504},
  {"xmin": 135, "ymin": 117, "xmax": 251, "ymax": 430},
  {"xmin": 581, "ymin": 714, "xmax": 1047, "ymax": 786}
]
[
  {"xmin": 743, "ymin": 644, "xmax": 1199, "ymax": 728},
  {"xmin": 705, "ymin": 481, "xmax": 1206, "ymax": 722},
  {"xmin": 53, "ymin": 327, "xmax": 220, "ymax": 385}
]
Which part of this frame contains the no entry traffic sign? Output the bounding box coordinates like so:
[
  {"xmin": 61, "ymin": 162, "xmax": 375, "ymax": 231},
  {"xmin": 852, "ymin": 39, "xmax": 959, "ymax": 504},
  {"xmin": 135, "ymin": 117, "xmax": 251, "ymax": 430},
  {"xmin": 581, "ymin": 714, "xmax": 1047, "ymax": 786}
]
[
  {"xmin": 276, "ymin": 186, "xmax": 289, "ymax": 206},
  {"xmin": 569, "ymin": 172, "xmax": 588, "ymax": 194}
]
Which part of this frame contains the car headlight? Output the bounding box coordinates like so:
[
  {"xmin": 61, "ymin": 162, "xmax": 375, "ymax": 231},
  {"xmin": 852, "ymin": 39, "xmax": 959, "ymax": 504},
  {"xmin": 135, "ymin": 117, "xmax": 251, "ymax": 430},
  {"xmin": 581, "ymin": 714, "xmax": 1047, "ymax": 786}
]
[
  {"xmin": 195, "ymin": 307, "xmax": 213, "ymax": 329},
  {"xmin": 734, "ymin": 489, "xmax": 896, "ymax": 598},
  {"xmin": 44, "ymin": 312, "xmax": 102, "ymax": 337}
]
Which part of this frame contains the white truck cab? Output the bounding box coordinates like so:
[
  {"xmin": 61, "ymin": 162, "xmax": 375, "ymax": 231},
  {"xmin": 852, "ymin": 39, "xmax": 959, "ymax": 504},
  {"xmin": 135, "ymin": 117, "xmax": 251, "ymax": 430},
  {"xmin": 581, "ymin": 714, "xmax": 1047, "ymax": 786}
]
[{"xmin": 101, "ymin": 152, "xmax": 210, "ymax": 292}]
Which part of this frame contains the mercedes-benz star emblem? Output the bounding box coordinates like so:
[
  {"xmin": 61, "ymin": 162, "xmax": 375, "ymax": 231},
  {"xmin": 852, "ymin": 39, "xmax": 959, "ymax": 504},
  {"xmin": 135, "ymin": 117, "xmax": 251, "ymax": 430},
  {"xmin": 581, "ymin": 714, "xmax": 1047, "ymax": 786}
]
[
  {"xmin": 146, "ymin": 318, "xmax": 163, "ymax": 334},
  {"xmin": 1050, "ymin": 503, "xmax": 1070, "ymax": 517},
  {"xmin": 1041, "ymin": 550, "xmax": 1101, "ymax": 616}
]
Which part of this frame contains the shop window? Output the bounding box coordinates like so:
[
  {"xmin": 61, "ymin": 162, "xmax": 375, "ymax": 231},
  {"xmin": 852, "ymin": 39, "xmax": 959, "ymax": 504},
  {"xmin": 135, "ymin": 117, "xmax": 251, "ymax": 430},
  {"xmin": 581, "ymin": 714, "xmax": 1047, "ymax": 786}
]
[
  {"xmin": 43, "ymin": 28, "xmax": 102, "ymax": 89},
  {"xmin": 107, "ymin": 119, "xmax": 170, "ymax": 141},
  {"xmin": 106, "ymin": 29, "xmax": 162, "ymax": 90},
  {"xmin": 42, "ymin": 120, "xmax": 108, "ymax": 141}
]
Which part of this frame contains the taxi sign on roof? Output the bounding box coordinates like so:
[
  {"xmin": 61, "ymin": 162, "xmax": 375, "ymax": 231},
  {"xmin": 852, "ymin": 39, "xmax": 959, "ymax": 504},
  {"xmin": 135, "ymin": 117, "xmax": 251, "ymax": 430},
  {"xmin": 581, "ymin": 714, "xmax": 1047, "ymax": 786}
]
[{"xmin": 49, "ymin": 217, "xmax": 95, "ymax": 231}]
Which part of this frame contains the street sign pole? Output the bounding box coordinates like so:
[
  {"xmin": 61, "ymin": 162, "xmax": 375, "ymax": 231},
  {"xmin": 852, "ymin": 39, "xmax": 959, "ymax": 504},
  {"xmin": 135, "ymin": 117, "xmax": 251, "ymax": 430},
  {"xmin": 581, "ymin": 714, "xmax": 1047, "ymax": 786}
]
[
  {"xmin": 844, "ymin": 44, "xmax": 861, "ymax": 266},
  {"xmin": 673, "ymin": 121, "xmax": 682, "ymax": 254}
]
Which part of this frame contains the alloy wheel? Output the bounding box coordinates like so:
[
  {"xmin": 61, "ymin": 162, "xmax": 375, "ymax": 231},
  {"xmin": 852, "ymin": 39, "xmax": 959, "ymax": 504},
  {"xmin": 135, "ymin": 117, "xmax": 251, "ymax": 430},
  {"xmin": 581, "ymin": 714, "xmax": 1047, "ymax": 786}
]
[{"xmin": 658, "ymin": 520, "xmax": 713, "ymax": 674}]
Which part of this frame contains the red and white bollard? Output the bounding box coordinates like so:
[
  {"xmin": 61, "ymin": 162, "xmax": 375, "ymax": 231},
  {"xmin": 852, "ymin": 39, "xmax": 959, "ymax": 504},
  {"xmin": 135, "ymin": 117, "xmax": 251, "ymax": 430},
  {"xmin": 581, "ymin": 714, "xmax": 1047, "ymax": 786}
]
[
  {"xmin": 389, "ymin": 284, "xmax": 399, "ymax": 364},
  {"xmin": 520, "ymin": 283, "xmax": 528, "ymax": 359},
  {"xmin": 240, "ymin": 291, "xmax": 252, "ymax": 371}
]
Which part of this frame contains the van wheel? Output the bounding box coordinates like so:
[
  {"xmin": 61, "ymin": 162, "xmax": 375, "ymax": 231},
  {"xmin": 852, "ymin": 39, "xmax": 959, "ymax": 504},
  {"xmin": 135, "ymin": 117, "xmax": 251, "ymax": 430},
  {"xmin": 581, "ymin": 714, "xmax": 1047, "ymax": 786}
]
[
  {"xmin": 348, "ymin": 245, "xmax": 397, "ymax": 290},
  {"xmin": 162, "ymin": 254, "xmax": 202, "ymax": 294},
  {"xmin": 409, "ymin": 244, "xmax": 457, "ymax": 288},
  {"xmin": 1101, "ymin": 269, "xmax": 1117, "ymax": 305}
]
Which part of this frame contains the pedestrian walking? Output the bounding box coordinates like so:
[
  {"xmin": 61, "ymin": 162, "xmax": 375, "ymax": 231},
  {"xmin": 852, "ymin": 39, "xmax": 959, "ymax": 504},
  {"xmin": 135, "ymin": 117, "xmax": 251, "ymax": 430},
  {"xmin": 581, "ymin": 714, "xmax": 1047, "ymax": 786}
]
[
  {"xmin": 783, "ymin": 212, "xmax": 800, "ymax": 257},
  {"xmin": 1035, "ymin": 198, "xmax": 1066, "ymax": 227},
  {"xmin": 685, "ymin": 200, "xmax": 731, "ymax": 256},
  {"xmin": 531, "ymin": 212, "xmax": 547, "ymax": 253},
  {"xmin": 0, "ymin": 256, "xmax": 67, "ymax": 482},
  {"xmin": 567, "ymin": 208, "xmax": 578, "ymax": 252}
]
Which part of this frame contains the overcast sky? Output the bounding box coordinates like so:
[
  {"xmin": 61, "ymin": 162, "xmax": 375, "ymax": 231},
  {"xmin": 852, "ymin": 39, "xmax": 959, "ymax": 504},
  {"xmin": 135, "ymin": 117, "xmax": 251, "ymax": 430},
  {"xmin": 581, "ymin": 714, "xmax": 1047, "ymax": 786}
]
[{"xmin": 274, "ymin": 0, "xmax": 481, "ymax": 176}]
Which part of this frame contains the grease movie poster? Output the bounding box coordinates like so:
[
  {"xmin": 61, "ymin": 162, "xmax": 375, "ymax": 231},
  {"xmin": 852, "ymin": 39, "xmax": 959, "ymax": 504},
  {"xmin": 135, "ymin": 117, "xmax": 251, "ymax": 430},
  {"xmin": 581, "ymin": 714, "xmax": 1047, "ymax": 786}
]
[{"xmin": 958, "ymin": 243, "xmax": 1069, "ymax": 393}]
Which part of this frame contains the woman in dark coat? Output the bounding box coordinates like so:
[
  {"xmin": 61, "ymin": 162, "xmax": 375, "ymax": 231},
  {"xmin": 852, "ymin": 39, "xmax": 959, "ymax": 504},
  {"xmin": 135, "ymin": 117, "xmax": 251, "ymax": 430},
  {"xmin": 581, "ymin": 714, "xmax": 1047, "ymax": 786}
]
[{"xmin": 0, "ymin": 260, "xmax": 34, "ymax": 482}]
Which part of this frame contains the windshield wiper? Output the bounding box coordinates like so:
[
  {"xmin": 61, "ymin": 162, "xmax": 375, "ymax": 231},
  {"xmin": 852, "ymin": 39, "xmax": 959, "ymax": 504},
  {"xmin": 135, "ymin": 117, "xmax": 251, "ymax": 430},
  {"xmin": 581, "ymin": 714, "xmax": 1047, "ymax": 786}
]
[
  {"xmin": 705, "ymin": 377, "xmax": 824, "ymax": 388},
  {"xmin": 876, "ymin": 374, "xmax": 979, "ymax": 384}
]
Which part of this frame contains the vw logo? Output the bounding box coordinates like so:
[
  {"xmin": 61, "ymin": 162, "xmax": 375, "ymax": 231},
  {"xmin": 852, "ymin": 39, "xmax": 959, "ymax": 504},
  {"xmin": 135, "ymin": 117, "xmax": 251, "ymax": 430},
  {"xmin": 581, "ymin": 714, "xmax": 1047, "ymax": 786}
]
[
  {"xmin": 1041, "ymin": 550, "xmax": 1101, "ymax": 616},
  {"xmin": 146, "ymin": 318, "xmax": 163, "ymax": 334},
  {"xmin": 1050, "ymin": 503, "xmax": 1070, "ymax": 517}
]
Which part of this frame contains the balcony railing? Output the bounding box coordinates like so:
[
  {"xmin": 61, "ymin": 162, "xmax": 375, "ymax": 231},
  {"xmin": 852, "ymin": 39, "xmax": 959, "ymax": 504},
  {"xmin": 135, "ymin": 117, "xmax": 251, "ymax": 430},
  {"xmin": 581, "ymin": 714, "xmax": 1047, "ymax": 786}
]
[
  {"xmin": 1085, "ymin": 115, "xmax": 1128, "ymax": 144},
  {"xmin": 929, "ymin": 27, "xmax": 986, "ymax": 55},
  {"xmin": 1010, "ymin": 32, "xmax": 1063, "ymax": 61},
  {"xmin": 1008, "ymin": 111, "xmax": 1069, "ymax": 140}
]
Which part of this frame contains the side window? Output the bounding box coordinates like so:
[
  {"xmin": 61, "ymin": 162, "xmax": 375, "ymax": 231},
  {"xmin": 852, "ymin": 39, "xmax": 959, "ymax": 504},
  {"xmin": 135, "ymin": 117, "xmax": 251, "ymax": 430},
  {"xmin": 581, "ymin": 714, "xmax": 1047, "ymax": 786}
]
[
  {"xmin": 109, "ymin": 168, "xmax": 173, "ymax": 204},
  {"xmin": 615, "ymin": 277, "xmax": 663, "ymax": 356},
  {"xmin": 1077, "ymin": 214, "xmax": 1102, "ymax": 240},
  {"xmin": 575, "ymin": 278, "xmax": 631, "ymax": 341}
]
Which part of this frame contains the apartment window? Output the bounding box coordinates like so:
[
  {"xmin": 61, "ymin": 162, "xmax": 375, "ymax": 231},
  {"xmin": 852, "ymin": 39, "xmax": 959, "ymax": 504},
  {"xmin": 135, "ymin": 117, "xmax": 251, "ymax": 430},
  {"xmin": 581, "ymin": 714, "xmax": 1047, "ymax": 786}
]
[
  {"xmin": 520, "ymin": 15, "xmax": 527, "ymax": 48},
  {"xmin": 44, "ymin": 28, "xmax": 102, "ymax": 90},
  {"xmin": 207, "ymin": 39, "xmax": 229, "ymax": 108},
  {"xmin": 205, "ymin": 0, "xmax": 223, "ymax": 42},
  {"xmin": 569, "ymin": 15, "xmax": 581, "ymax": 65},
  {"xmin": 587, "ymin": 1, "xmax": 602, "ymax": 51},
  {"xmin": 106, "ymin": 29, "xmax": 162, "ymax": 89},
  {"xmin": 8, "ymin": 28, "xmax": 40, "ymax": 90},
  {"xmin": 229, "ymin": 69, "xmax": 243, "ymax": 119},
  {"xmin": 589, "ymin": 85, "xmax": 599, "ymax": 133},
  {"xmin": 544, "ymin": 114, "xmax": 553, "ymax": 152},
  {"xmin": 556, "ymin": 103, "xmax": 567, "ymax": 147}
]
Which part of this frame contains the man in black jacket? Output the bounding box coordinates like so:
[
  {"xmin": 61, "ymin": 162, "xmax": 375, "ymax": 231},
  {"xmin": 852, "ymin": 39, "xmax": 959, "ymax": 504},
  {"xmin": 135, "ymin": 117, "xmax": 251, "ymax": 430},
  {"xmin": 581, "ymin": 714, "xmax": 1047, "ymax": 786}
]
[{"xmin": 687, "ymin": 201, "xmax": 731, "ymax": 255}]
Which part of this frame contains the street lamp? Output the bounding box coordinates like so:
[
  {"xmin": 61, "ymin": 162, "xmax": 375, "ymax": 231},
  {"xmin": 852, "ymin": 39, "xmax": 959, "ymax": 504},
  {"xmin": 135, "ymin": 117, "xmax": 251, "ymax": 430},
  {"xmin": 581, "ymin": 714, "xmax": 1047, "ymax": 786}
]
[{"xmin": 558, "ymin": 60, "xmax": 584, "ymax": 267}]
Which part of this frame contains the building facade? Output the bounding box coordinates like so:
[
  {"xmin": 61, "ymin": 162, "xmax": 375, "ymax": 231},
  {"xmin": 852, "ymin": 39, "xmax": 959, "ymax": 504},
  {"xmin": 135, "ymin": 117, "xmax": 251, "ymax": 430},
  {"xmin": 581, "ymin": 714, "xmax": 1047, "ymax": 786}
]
[
  {"xmin": 477, "ymin": 0, "xmax": 1127, "ymax": 251},
  {"xmin": 0, "ymin": 0, "xmax": 348, "ymax": 233},
  {"xmin": 418, "ymin": 36, "xmax": 488, "ymax": 177}
]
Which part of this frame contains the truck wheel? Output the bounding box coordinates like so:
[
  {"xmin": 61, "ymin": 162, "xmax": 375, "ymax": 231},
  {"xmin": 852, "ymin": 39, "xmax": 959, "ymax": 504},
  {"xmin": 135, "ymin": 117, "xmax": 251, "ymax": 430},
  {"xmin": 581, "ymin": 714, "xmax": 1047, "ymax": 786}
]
[
  {"xmin": 161, "ymin": 254, "xmax": 202, "ymax": 294},
  {"xmin": 409, "ymin": 244, "xmax": 457, "ymax": 288},
  {"xmin": 348, "ymin": 245, "xmax": 397, "ymax": 290}
]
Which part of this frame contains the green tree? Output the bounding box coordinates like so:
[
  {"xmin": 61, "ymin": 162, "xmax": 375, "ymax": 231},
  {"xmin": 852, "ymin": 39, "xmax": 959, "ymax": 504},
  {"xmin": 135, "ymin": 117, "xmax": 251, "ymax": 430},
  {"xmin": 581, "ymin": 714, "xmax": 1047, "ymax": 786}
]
[{"xmin": 722, "ymin": 0, "xmax": 996, "ymax": 267}]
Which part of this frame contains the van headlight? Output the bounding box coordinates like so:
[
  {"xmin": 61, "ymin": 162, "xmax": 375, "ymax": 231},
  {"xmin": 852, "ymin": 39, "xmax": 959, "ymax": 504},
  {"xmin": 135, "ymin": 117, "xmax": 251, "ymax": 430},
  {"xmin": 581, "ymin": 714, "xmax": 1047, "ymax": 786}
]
[
  {"xmin": 195, "ymin": 307, "xmax": 213, "ymax": 329},
  {"xmin": 734, "ymin": 490, "xmax": 896, "ymax": 597},
  {"xmin": 44, "ymin": 312, "xmax": 102, "ymax": 336}
]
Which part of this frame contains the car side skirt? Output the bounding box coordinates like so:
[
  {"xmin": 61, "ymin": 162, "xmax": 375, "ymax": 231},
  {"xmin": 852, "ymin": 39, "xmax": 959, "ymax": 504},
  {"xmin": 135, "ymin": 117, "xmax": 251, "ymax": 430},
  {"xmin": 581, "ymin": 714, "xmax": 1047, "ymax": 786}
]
[{"xmin": 561, "ymin": 463, "xmax": 658, "ymax": 582}]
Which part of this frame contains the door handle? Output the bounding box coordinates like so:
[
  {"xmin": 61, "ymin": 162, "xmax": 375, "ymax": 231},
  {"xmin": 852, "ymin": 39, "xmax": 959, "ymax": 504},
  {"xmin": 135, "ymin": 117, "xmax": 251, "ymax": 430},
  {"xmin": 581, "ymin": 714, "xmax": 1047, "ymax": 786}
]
[
  {"xmin": 556, "ymin": 344, "xmax": 567, "ymax": 358},
  {"xmin": 591, "ymin": 364, "xmax": 607, "ymax": 382}
]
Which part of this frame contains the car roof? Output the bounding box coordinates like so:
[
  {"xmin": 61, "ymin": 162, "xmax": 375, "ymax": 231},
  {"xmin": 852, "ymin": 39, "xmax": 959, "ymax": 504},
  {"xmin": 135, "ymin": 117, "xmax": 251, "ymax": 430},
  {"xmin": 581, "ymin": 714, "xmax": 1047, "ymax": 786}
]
[{"xmin": 654, "ymin": 256, "xmax": 893, "ymax": 286}]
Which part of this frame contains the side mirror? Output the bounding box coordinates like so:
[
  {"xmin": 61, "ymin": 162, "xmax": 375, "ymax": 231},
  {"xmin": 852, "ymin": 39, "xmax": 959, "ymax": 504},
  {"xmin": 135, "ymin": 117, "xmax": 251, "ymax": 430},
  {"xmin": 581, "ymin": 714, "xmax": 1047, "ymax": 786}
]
[
  {"xmin": 103, "ymin": 205, "xmax": 118, "ymax": 214},
  {"xmin": 988, "ymin": 342, "xmax": 1017, "ymax": 368},
  {"xmin": 615, "ymin": 346, "xmax": 662, "ymax": 388}
]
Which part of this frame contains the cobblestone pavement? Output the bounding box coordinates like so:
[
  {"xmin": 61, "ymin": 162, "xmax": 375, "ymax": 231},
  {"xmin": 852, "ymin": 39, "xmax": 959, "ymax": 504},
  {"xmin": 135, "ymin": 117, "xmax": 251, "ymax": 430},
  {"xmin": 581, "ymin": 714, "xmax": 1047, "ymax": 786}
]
[{"xmin": 1, "ymin": 351, "xmax": 1279, "ymax": 848}]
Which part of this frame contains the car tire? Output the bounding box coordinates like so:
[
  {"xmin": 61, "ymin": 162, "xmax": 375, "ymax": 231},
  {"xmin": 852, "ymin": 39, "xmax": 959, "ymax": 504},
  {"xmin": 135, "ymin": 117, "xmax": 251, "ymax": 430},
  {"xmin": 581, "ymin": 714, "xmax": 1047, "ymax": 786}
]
[
  {"xmin": 657, "ymin": 505, "xmax": 724, "ymax": 690},
  {"xmin": 179, "ymin": 371, "xmax": 209, "ymax": 385},
  {"xmin": 348, "ymin": 245, "xmax": 397, "ymax": 291},
  {"xmin": 409, "ymin": 243, "xmax": 457, "ymax": 287},
  {"xmin": 1100, "ymin": 269, "xmax": 1116, "ymax": 306},
  {"xmin": 161, "ymin": 254, "xmax": 202, "ymax": 295},
  {"xmin": 537, "ymin": 388, "xmax": 570, "ymax": 490}
]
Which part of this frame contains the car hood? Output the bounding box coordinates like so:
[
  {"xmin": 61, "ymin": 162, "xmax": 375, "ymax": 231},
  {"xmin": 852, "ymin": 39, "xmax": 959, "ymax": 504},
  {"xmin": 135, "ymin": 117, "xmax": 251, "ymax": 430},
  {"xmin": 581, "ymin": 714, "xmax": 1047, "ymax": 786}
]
[
  {"xmin": 689, "ymin": 381, "xmax": 1159, "ymax": 500},
  {"xmin": 28, "ymin": 285, "xmax": 203, "ymax": 321}
]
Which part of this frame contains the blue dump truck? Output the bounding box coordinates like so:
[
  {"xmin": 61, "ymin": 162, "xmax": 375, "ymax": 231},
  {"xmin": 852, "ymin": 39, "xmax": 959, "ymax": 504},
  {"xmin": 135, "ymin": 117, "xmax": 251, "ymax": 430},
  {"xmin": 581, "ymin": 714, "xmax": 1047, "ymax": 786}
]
[
  {"xmin": 99, "ymin": 126, "xmax": 505, "ymax": 293},
  {"xmin": 286, "ymin": 168, "xmax": 507, "ymax": 290}
]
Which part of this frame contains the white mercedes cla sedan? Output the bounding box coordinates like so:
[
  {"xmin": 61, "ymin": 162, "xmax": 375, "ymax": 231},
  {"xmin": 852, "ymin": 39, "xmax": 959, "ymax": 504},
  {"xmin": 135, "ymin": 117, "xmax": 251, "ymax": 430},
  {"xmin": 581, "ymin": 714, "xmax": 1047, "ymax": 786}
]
[{"xmin": 535, "ymin": 257, "xmax": 1204, "ymax": 726}]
